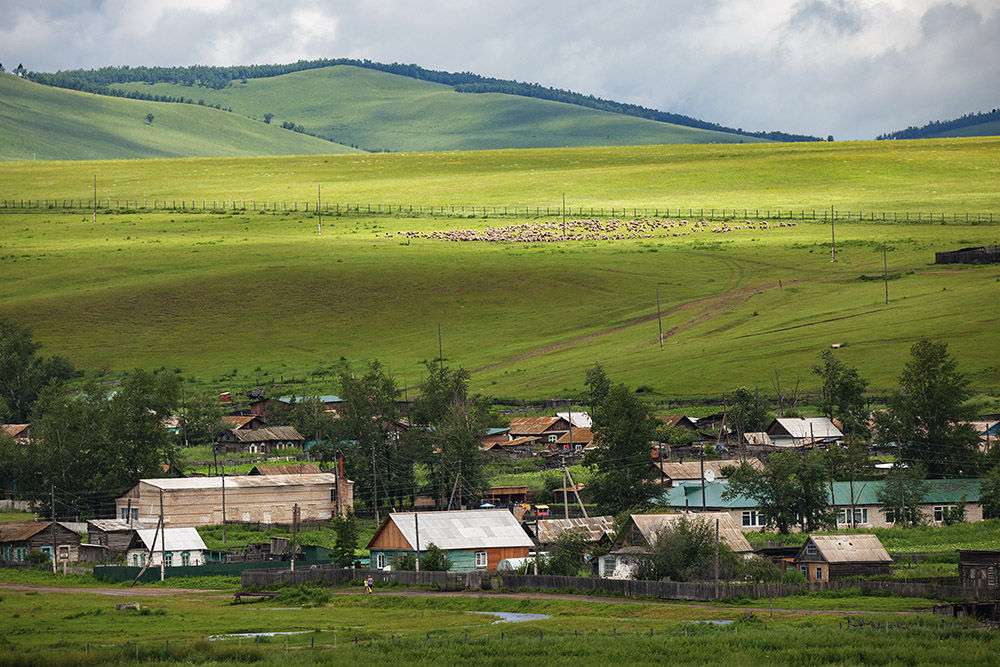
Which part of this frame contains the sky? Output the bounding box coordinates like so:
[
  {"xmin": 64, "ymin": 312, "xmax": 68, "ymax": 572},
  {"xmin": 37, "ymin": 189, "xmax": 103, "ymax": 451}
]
[{"xmin": 1, "ymin": 0, "xmax": 998, "ymax": 140}]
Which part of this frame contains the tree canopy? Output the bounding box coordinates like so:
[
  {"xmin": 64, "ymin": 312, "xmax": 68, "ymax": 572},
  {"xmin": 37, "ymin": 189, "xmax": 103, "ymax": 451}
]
[
  {"xmin": 724, "ymin": 451, "xmax": 833, "ymax": 534},
  {"xmin": 0, "ymin": 317, "xmax": 76, "ymax": 423}
]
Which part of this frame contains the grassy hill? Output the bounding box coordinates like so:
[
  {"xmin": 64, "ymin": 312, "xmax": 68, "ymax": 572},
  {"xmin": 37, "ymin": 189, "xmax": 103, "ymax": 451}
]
[
  {"xmin": 0, "ymin": 139, "xmax": 998, "ymax": 399},
  {"xmin": 110, "ymin": 65, "xmax": 767, "ymax": 152},
  {"xmin": 0, "ymin": 74, "xmax": 359, "ymax": 161}
]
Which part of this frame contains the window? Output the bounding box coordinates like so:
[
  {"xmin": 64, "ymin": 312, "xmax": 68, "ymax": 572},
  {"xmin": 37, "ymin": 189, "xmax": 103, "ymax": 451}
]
[
  {"xmin": 181, "ymin": 552, "xmax": 191, "ymax": 567},
  {"xmin": 164, "ymin": 552, "xmax": 173, "ymax": 567},
  {"xmin": 741, "ymin": 510, "xmax": 762, "ymax": 527},
  {"xmin": 475, "ymin": 551, "xmax": 488, "ymax": 569},
  {"xmin": 603, "ymin": 557, "xmax": 617, "ymax": 576},
  {"xmin": 933, "ymin": 506, "xmax": 952, "ymax": 523},
  {"xmin": 375, "ymin": 552, "xmax": 386, "ymax": 569},
  {"xmin": 120, "ymin": 507, "xmax": 138, "ymax": 520},
  {"xmin": 837, "ymin": 509, "xmax": 848, "ymax": 525},
  {"xmin": 133, "ymin": 554, "xmax": 140, "ymax": 567},
  {"xmin": 548, "ymin": 434, "xmax": 558, "ymax": 442},
  {"xmin": 840, "ymin": 508, "xmax": 869, "ymax": 525},
  {"xmin": 815, "ymin": 567, "xmax": 823, "ymax": 581},
  {"xmin": 806, "ymin": 544, "xmax": 817, "ymax": 556}
]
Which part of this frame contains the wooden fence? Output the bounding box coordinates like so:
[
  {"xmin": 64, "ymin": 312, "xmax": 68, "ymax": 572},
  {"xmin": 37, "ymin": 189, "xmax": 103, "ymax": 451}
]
[
  {"xmin": 241, "ymin": 565, "xmax": 996, "ymax": 602},
  {"xmin": 0, "ymin": 198, "xmax": 995, "ymax": 223}
]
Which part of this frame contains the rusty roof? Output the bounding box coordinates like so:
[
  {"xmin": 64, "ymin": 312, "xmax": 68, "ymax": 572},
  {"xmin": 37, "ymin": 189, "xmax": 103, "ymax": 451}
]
[
  {"xmin": 220, "ymin": 415, "xmax": 258, "ymax": 428},
  {"xmin": 1, "ymin": 424, "xmax": 30, "ymax": 439},
  {"xmin": 0, "ymin": 521, "xmax": 70, "ymax": 542},
  {"xmin": 555, "ymin": 427, "xmax": 594, "ymax": 445},
  {"xmin": 224, "ymin": 425, "xmax": 304, "ymax": 443},
  {"xmin": 249, "ymin": 463, "xmax": 321, "ymax": 475},
  {"xmin": 535, "ymin": 516, "xmax": 614, "ymax": 544},
  {"xmin": 508, "ymin": 417, "xmax": 569, "ymax": 436},
  {"xmin": 627, "ymin": 512, "xmax": 752, "ymax": 553},
  {"xmin": 805, "ymin": 534, "xmax": 891, "ymax": 564}
]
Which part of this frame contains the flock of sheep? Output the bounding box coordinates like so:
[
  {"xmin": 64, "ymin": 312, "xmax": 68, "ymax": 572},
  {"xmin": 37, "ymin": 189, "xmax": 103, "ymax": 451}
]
[{"xmin": 374, "ymin": 218, "xmax": 798, "ymax": 243}]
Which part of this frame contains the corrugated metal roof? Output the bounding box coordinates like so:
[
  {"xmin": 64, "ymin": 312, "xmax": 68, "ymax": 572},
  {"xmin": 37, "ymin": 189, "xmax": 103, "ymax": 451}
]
[
  {"xmin": 137, "ymin": 473, "xmax": 338, "ymax": 490},
  {"xmin": 135, "ymin": 527, "xmax": 207, "ymax": 552},
  {"xmin": 769, "ymin": 418, "xmax": 843, "ymax": 440},
  {"xmin": 220, "ymin": 415, "xmax": 258, "ymax": 428},
  {"xmin": 225, "ymin": 425, "xmax": 304, "ymax": 443},
  {"xmin": 628, "ymin": 512, "xmax": 752, "ymax": 553},
  {"xmin": 654, "ymin": 459, "xmax": 760, "ymax": 481},
  {"xmin": 376, "ymin": 509, "xmax": 534, "ymax": 550},
  {"xmin": 88, "ymin": 519, "xmax": 151, "ymax": 532},
  {"xmin": 508, "ymin": 417, "xmax": 568, "ymax": 436},
  {"xmin": 555, "ymin": 428, "xmax": 593, "ymax": 445},
  {"xmin": 807, "ymin": 534, "xmax": 891, "ymax": 563},
  {"xmin": 556, "ymin": 412, "xmax": 592, "ymax": 428},
  {"xmin": 248, "ymin": 463, "xmax": 321, "ymax": 475},
  {"xmin": 536, "ymin": 516, "xmax": 614, "ymax": 544},
  {"xmin": 743, "ymin": 432, "xmax": 773, "ymax": 446}
]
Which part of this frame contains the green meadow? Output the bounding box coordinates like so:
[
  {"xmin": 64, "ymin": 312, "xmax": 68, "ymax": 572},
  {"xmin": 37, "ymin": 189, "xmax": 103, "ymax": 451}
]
[
  {"xmin": 110, "ymin": 65, "xmax": 764, "ymax": 152},
  {"xmin": 1, "ymin": 139, "xmax": 998, "ymax": 398},
  {"xmin": 0, "ymin": 74, "xmax": 356, "ymax": 161}
]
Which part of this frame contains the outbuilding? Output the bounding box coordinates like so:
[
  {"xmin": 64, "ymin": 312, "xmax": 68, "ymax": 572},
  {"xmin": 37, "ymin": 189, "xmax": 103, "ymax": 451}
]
[{"xmin": 791, "ymin": 534, "xmax": 892, "ymax": 582}]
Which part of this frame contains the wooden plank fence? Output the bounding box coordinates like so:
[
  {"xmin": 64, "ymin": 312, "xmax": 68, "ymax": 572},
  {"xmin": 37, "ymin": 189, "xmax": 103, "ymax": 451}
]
[
  {"xmin": 0, "ymin": 198, "xmax": 995, "ymax": 224},
  {"xmin": 241, "ymin": 565, "xmax": 996, "ymax": 602}
]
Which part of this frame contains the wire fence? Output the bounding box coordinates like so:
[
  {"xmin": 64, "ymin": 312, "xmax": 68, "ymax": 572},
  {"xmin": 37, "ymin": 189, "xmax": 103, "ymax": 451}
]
[{"xmin": 0, "ymin": 198, "xmax": 996, "ymax": 223}]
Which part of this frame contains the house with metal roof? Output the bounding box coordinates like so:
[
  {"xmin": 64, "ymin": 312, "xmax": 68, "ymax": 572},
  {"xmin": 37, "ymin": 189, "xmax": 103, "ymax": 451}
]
[
  {"xmin": 366, "ymin": 509, "xmax": 533, "ymax": 572},
  {"xmin": 765, "ymin": 418, "xmax": 843, "ymax": 446},
  {"xmin": 792, "ymin": 534, "xmax": 892, "ymax": 582},
  {"xmin": 115, "ymin": 473, "xmax": 353, "ymax": 527},
  {"xmin": 599, "ymin": 512, "xmax": 752, "ymax": 578},
  {"xmin": 653, "ymin": 478, "xmax": 985, "ymax": 530},
  {"xmin": 125, "ymin": 526, "xmax": 220, "ymax": 567},
  {"xmin": 529, "ymin": 516, "xmax": 616, "ymax": 547},
  {"xmin": 651, "ymin": 458, "xmax": 761, "ymax": 486},
  {"xmin": 507, "ymin": 416, "xmax": 572, "ymax": 444},
  {"xmin": 217, "ymin": 425, "xmax": 304, "ymax": 454}
]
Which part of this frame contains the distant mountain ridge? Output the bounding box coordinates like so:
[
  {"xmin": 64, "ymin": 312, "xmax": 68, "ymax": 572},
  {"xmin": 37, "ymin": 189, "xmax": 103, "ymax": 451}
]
[
  {"xmin": 877, "ymin": 108, "xmax": 1000, "ymax": 140},
  {"xmin": 27, "ymin": 59, "xmax": 822, "ymax": 143}
]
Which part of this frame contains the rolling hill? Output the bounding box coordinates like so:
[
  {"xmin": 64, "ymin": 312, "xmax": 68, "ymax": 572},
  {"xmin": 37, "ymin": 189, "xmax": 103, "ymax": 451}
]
[
  {"xmin": 0, "ymin": 74, "xmax": 359, "ymax": 161},
  {"xmin": 105, "ymin": 65, "xmax": 767, "ymax": 152},
  {"xmin": 877, "ymin": 108, "xmax": 1000, "ymax": 141}
]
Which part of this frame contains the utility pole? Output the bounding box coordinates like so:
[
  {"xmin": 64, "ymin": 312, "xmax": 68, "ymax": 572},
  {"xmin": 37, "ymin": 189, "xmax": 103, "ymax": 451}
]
[
  {"xmin": 159, "ymin": 489, "xmax": 165, "ymax": 582},
  {"xmin": 414, "ymin": 513, "xmax": 421, "ymax": 571},
  {"xmin": 714, "ymin": 518, "xmax": 720, "ymax": 601},
  {"xmin": 883, "ymin": 241, "xmax": 889, "ymax": 304},
  {"xmin": 317, "ymin": 185, "xmax": 322, "ymax": 235},
  {"xmin": 181, "ymin": 387, "xmax": 188, "ymax": 448},
  {"xmin": 656, "ymin": 286, "xmax": 663, "ymax": 350},
  {"xmin": 562, "ymin": 459, "xmax": 569, "ymax": 519},
  {"xmin": 830, "ymin": 204, "xmax": 836, "ymax": 261},
  {"xmin": 699, "ymin": 446, "xmax": 707, "ymax": 509},
  {"xmin": 564, "ymin": 465, "xmax": 588, "ymax": 518},
  {"xmin": 221, "ymin": 464, "xmax": 227, "ymax": 546},
  {"xmin": 290, "ymin": 504, "xmax": 299, "ymax": 572},
  {"xmin": 51, "ymin": 484, "xmax": 57, "ymax": 574}
]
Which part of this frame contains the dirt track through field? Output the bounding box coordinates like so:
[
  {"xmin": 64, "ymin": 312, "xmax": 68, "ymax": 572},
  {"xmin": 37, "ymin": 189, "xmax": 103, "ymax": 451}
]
[{"xmin": 0, "ymin": 583, "xmax": 925, "ymax": 615}]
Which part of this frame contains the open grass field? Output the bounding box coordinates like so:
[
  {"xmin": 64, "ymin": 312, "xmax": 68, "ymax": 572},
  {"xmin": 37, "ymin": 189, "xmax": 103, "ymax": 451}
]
[
  {"xmin": 109, "ymin": 65, "xmax": 765, "ymax": 152},
  {"xmin": 1, "ymin": 139, "xmax": 997, "ymax": 398},
  {"xmin": 0, "ymin": 74, "xmax": 357, "ymax": 161},
  {"xmin": 0, "ymin": 585, "xmax": 995, "ymax": 664}
]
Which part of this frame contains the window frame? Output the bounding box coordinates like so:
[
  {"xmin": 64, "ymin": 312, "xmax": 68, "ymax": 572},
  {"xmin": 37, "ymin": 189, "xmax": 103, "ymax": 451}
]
[
  {"xmin": 475, "ymin": 551, "xmax": 488, "ymax": 569},
  {"xmin": 375, "ymin": 552, "xmax": 386, "ymax": 569}
]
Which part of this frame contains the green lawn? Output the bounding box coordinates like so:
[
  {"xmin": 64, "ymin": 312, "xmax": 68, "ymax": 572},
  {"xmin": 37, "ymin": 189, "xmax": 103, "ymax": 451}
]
[
  {"xmin": 0, "ymin": 74, "xmax": 358, "ymax": 161},
  {"xmin": 110, "ymin": 65, "xmax": 764, "ymax": 153}
]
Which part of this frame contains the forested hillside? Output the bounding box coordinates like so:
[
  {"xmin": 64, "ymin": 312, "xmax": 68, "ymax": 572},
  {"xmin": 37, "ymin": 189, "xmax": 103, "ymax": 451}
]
[{"xmin": 877, "ymin": 109, "xmax": 1000, "ymax": 140}]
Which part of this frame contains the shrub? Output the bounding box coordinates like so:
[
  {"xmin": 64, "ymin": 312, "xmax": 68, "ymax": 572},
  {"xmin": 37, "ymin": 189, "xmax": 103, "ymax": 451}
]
[
  {"xmin": 420, "ymin": 543, "xmax": 452, "ymax": 571},
  {"xmin": 781, "ymin": 570, "xmax": 808, "ymax": 584}
]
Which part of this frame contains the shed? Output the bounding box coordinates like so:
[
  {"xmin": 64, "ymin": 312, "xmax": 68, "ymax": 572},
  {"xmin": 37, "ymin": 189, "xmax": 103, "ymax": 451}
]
[
  {"xmin": 367, "ymin": 509, "xmax": 533, "ymax": 572},
  {"xmin": 793, "ymin": 534, "xmax": 891, "ymax": 582},
  {"xmin": 87, "ymin": 519, "xmax": 151, "ymax": 557},
  {"xmin": 958, "ymin": 550, "xmax": 1000, "ymax": 589},
  {"xmin": 765, "ymin": 418, "xmax": 842, "ymax": 446},
  {"xmin": 0, "ymin": 521, "xmax": 82, "ymax": 564},
  {"xmin": 651, "ymin": 458, "xmax": 760, "ymax": 486}
]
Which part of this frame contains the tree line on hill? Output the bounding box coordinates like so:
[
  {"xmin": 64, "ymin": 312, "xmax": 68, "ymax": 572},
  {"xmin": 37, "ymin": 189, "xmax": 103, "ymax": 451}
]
[
  {"xmin": 23, "ymin": 59, "xmax": 822, "ymax": 142},
  {"xmin": 876, "ymin": 108, "xmax": 1000, "ymax": 141},
  {"xmin": 2, "ymin": 313, "xmax": 998, "ymax": 526}
]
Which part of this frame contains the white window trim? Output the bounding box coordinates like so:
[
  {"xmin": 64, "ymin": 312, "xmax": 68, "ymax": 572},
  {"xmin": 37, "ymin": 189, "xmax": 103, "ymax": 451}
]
[
  {"xmin": 376, "ymin": 552, "xmax": 386, "ymax": 569},
  {"xmin": 475, "ymin": 551, "xmax": 488, "ymax": 568}
]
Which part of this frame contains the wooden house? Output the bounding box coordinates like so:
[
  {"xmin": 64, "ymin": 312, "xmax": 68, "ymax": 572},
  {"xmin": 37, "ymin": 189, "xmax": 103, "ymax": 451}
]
[
  {"xmin": 553, "ymin": 427, "xmax": 594, "ymax": 451},
  {"xmin": 217, "ymin": 425, "xmax": 304, "ymax": 454},
  {"xmin": 367, "ymin": 509, "xmax": 533, "ymax": 572},
  {"xmin": 0, "ymin": 521, "xmax": 82, "ymax": 564},
  {"xmin": 220, "ymin": 415, "xmax": 268, "ymax": 430},
  {"xmin": 478, "ymin": 427, "xmax": 512, "ymax": 448},
  {"xmin": 791, "ymin": 534, "xmax": 891, "ymax": 582},
  {"xmin": 507, "ymin": 417, "xmax": 572, "ymax": 445},
  {"xmin": 958, "ymin": 550, "xmax": 1000, "ymax": 589},
  {"xmin": 87, "ymin": 519, "xmax": 151, "ymax": 558},
  {"xmin": 115, "ymin": 473, "xmax": 353, "ymax": 527},
  {"xmin": 653, "ymin": 414, "xmax": 699, "ymax": 431},
  {"xmin": 1, "ymin": 424, "xmax": 31, "ymax": 442},
  {"xmin": 125, "ymin": 526, "xmax": 217, "ymax": 567},
  {"xmin": 599, "ymin": 512, "xmax": 752, "ymax": 578},
  {"xmin": 481, "ymin": 436, "xmax": 539, "ymax": 458}
]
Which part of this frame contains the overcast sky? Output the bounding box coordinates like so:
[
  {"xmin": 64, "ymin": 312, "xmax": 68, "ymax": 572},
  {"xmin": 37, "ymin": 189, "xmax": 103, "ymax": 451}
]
[{"xmin": 2, "ymin": 0, "xmax": 998, "ymax": 140}]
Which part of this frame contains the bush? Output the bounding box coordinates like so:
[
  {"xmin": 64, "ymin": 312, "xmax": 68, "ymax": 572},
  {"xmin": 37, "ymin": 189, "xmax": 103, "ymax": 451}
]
[
  {"xmin": 781, "ymin": 570, "xmax": 808, "ymax": 584},
  {"xmin": 26, "ymin": 551, "xmax": 50, "ymax": 564},
  {"xmin": 742, "ymin": 556, "xmax": 782, "ymax": 583},
  {"xmin": 393, "ymin": 553, "xmax": 416, "ymax": 571},
  {"xmin": 420, "ymin": 543, "xmax": 452, "ymax": 571}
]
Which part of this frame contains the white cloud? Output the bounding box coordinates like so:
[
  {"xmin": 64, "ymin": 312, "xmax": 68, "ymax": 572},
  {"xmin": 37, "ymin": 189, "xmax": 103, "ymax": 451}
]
[{"xmin": 0, "ymin": 0, "xmax": 997, "ymax": 139}]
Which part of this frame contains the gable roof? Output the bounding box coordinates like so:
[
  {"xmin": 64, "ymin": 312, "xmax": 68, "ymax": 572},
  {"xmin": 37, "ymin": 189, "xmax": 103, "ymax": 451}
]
[
  {"xmin": 555, "ymin": 427, "xmax": 594, "ymax": 445},
  {"xmin": 654, "ymin": 414, "xmax": 698, "ymax": 430},
  {"xmin": 804, "ymin": 534, "xmax": 891, "ymax": 564},
  {"xmin": 625, "ymin": 512, "xmax": 752, "ymax": 553},
  {"xmin": 767, "ymin": 418, "xmax": 843, "ymax": 441},
  {"xmin": 556, "ymin": 412, "xmax": 592, "ymax": 428},
  {"xmin": 133, "ymin": 526, "xmax": 207, "ymax": 552},
  {"xmin": 653, "ymin": 459, "xmax": 761, "ymax": 481},
  {"xmin": 248, "ymin": 463, "xmax": 322, "ymax": 475},
  {"xmin": 508, "ymin": 417, "xmax": 570, "ymax": 436},
  {"xmin": 535, "ymin": 516, "xmax": 615, "ymax": 544},
  {"xmin": 220, "ymin": 415, "xmax": 260, "ymax": 429},
  {"xmin": 1, "ymin": 424, "xmax": 31, "ymax": 439},
  {"xmin": 223, "ymin": 425, "xmax": 304, "ymax": 443},
  {"xmin": 368, "ymin": 509, "xmax": 534, "ymax": 551},
  {"xmin": 87, "ymin": 519, "xmax": 151, "ymax": 533},
  {"xmin": 135, "ymin": 473, "xmax": 338, "ymax": 491}
]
